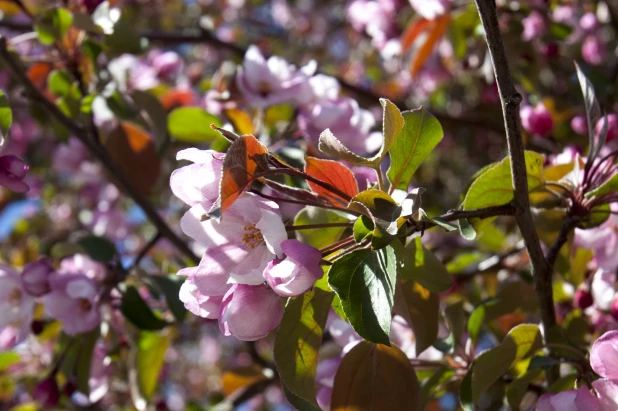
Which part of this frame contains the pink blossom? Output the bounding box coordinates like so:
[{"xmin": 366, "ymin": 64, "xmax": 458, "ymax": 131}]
[
  {"xmin": 21, "ymin": 259, "xmax": 54, "ymax": 297},
  {"xmin": 236, "ymin": 45, "xmax": 315, "ymax": 108},
  {"xmin": 298, "ymin": 97, "xmax": 376, "ymax": 154},
  {"xmin": 59, "ymin": 254, "xmax": 106, "ymax": 281},
  {"xmin": 108, "ymin": 54, "xmax": 159, "ymax": 92},
  {"xmin": 170, "ymin": 148, "xmax": 225, "ymax": 211},
  {"xmin": 218, "ymin": 284, "xmax": 283, "ymax": 341},
  {"xmin": 179, "ymin": 193, "xmax": 287, "ymax": 288},
  {"xmin": 315, "ymin": 357, "xmax": 340, "ymax": 410},
  {"xmin": 347, "ymin": 0, "xmax": 398, "ymax": 48},
  {"xmin": 521, "ymin": 103, "xmax": 553, "ymax": 137},
  {"xmin": 264, "ymin": 239, "xmax": 323, "ymax": 297},
  {"xmin": 0, "ymin": 264, "xmax": 35, "ymax": 349},
  {"xmin": 53, "ymin": 137, "xmax": 89, "ymax": 174},
  {"xmin": 590, "ymin": 330, "xmax": 618, "ymax": 379},
  {"xmin": 151, "ymin": 51, "xmax": 183, "ymax": 80},
  {"xmin": 596, "ymin": 114, "xmax": 618, "ymax": 142},
  {"xmin": 44, "ymin": 273, "xmax": 101, "ymax": 335},
  {"xmin": 574, "ymin": 213, "xmax": 618, "ymax": 273},
  {"xmin": 579, "ymin": 12, "xmax": 598, "ymax": 32},
  {"xmin": 582, "ymin": 35, "xmax": 606, "ymax": 66},
  {"xmin": 0, "ymin": 154, "xmax": 29, "ymax": 193},
  {"xmin": 408, "ymin": 0, "xmax": 450, "ymax": 20},
  {"xmin": 522, "ymin": 11, "xmax": 547, "ymax": 41},
  {"xmin": 178, "ymin": 276, "xmax": 223, "ymax": 319},
  {"xmin": 590, "ymin": 269, "xmax": 616, "ymax": 311},
  {"xmin": 591, "ymin": 379, "xmax": 618, "ymax": 411},
  {"xmin": 536, "ymin": 386, "xmax": 599, "ymax": 411},
  {"xmin": 571, "ymin": 115, "xmax": 588, "ymax": 136}
]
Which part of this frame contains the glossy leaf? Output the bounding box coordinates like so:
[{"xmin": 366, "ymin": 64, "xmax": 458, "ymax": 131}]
[
  {"xmin": 34, "ymin": 8, "xmax": 73, "ymax": 45},
  {"xmin": 394, "ymin": 237, "xmax": 453, "ymax": 293},
  {"xmin": 467, "ymin": 324, "xmax": 543, "ymax": 404},
  {"xmin": 462, "ymin": 151, "xmax": 544, "ymax": 210},
  {"xmin": 217, "ymin": 135, "xmax": 270, "ymax": 215},
  {"xmin": 0, "ymin": 90, "xmax": 11, "ymax": 144},
  {"xmin": 121, "ymin": 286, "xmax": 169, "ymax": 330},
  {"xmin": 387, "ymin": 108, "xmax": 443, "ymax": 191},
  {"xmin": 168, "ymin": 107, "xmax": 222, "ymax": 143},
  {"xmin": 274, "ymin": 287, "xmax": 333, "ymax": 407},
  {"xmin": 328, "ymin": 247, "xmax": 397, "ymax": 345},
  {"xmin": 331, "ymin": 341, "xmax": 420, "ymax": 411},
  {"xmin": 305, "ymin": 157, "xmax": 359, "ymax": 206},
  {"xmin": 78, "ymin": 235, "xmax": 117, "ymax": 262}
]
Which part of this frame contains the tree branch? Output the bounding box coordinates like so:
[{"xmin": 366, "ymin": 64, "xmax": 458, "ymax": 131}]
[
  {"xmin": 474, "ymin": 0, "xmax": 557, "ymax": 380},
  {"xmin": 0, "ymin": 37, "xmax": 200, "ymax": 265}
]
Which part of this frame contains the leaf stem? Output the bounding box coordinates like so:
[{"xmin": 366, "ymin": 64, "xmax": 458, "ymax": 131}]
[{"xmin": 286, "ymin": 222, "xmax": 353, "ymax": 231}]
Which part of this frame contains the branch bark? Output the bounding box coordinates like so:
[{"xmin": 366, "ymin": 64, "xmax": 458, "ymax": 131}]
[
  {"xmin": 0, "ymin": 37, "xmax": 200, "ymax": 265},
  {"xmin": 474, "ymin": 0, "xmax": 557, "ymax": 370}
]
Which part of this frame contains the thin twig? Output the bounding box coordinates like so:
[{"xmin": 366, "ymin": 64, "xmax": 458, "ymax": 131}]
[
  {"xmin": 474, "ymin": 0, "xmax": 557, "ymax": 381},
  {"xmin": 0, "ymin": 37, "xmax": 200, "ymax": 265}
]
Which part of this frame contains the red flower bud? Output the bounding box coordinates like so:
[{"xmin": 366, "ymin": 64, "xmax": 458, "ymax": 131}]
[{"xmin": 574, "ymin": 287, "xmax": 594, "ymax": 310}]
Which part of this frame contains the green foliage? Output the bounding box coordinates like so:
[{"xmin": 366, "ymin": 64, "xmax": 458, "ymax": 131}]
[
  {"xmin": 349, "ymin": 189, "xmax": 403, "ymax": 249},
  {"xmin": 75, "ymin": 328, "xmax": 100, "ymax": 395},
  {"xmin": 586, "ymin": 174, "xmax": 618, "ymax": 198},
  {"xmin": 78, "ymin": 235, "xmax": 117, "ymax": 262},
  {"xmin": 34, "ymin": 8, "xmax": 73, "ymax": 45},
  {"xmin": 460, "ymin": 324, "xmax": 543, "ymax": 407},
  {"xmin": 137, "ymin": 330, "xmax": 173, "ymax": 399},
  {"xmin": 353, "ymin": 215, "xmax": 373, "ymax": 243},
  {"xmin": 387, "ymin": 107, "xmax": 443, "ymax": 191},
  {"xmin": 104, "ymin": 22, "xmax": 142, "ymax": 55},
  {"xmin": 458, "ymin": 218, "xmax": 477, "ymax": 240},
  {"xmin": 331, "ymin": 341, "xmax": 420, "ymax": 410},
  {"xmin": 0, "ymin": 90, "xmax": 12, "ymax": 144},
  {"xmin": 328, "ymin": 247, "xmax": 397, "ymax": 345},
  {"xmin": 131, "ymin": 90, "xmax": 169, "ymax": 148},
  {"xmin": 275, "ymin": 288, "xmax": 333, "ymax": 408},
  {"xmin": 0, "ymin": 352, "xmax": 19, "ymax": 372},
  {"xmin": 168, "ymin": 107, "xmax": 223, "ymax": 143},
  {"xmin": 397, "ymin": 279, "xmax": 439, "ymax": 355},
  {"xmin": 121, "ymin": 286, "xmax": 169, "ymax": 330},
  {"xmin": 294, "ymin": 207, "xmax": 349, "ymax": 249},
  {"xmin": 47, "ymin": 69, "xmax": 73, "ymax": 98},
  {"xmin": 394, "ymin": 237, "xmax": 453, "ymax": 293},
  {"xmin": 462, "ymin": 151, "xmax": 544, "ymax": 210},
  {"xmin": 147, "ymin": 275, "xmax": 187, "ymax": 323}
]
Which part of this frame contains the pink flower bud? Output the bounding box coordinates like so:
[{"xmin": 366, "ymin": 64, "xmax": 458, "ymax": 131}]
[
  {"xmin": 571, "ymin": 115, "xmax": 588, "ymax": 135},
  {"xmin": 596, "ymin": 114, "xmax": 618, "ymax": 142},
  {"xmin": 521, "ymin": 11, "xmax": 547, "ymax": 41},
  {"xmin": 574, "ymin": 287, "xmax": 594, "ymax": 309},
  {"xmin": 264, "ymin": 240, "xmax": 323, "ymax": 297},
  {"xmin": 579, "ymin": 12, "xmax": 598, "ymax": 32},
  {"xmin": 21, "ymin": 259, "xmax": 54, "ymax": 297},
  {"xmin": 0, "ymin": 155, "xmax": 29, "ymax": 193},
  {"xmin": 582, "ymin": 35, "xmax": 606, "ymax": 66},
  {"xmin": 611, "ymin": 299, "xmax": 618, "ymax": 322},
  {"xmin": 34, "ymin": 376, "xmax": 60, "ymax": 408},
  {"xmin": 521, "ymin": 103, "xmax": 553, "ymax": 137}
]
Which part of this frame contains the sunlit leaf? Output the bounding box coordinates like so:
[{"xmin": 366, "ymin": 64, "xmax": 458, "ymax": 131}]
[
  {"xmin": 34, "ymin": 8, "xmax": 73, "ymax": 45},
  {"xmin": 332, "ymin": 341, "xmax": 420, "ymax": 411},
  {"xmin": 167, "ymin": 107, "xmax": 222, "ymax": 143},
  {"xmin": 294, "ymin": 207, "xmax": 349, "ymax": 249},
  {"xmin": 0, "ymin": 90, "xmax": 12, "ymax": 145},
  {"xmin": 318, "ymin": 129, "xmax": 373, "ymax": 166},
  {"xmin": 137, "ymin": 329, "xmax": 173, "ymax": 399},
  {"xmin": 225, "ymin": 108, "xmax": 254, "ymax": 135},
  {"xmin": 393, "ymin": 237, "xmax": 453, "ymax": 293},
  {"xmin": 305, "ymin": 156, "xmax": 358, "ymax": 206}
]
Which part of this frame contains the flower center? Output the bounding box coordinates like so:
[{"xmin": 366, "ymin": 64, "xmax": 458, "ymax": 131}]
[
  {"xmin": 242, "ymin": 224, "xmax": 264, "ymax": 249},
  {"xmin": 9, "ymin": 288, "xmax": 22, "ymax": 306},
  {"xmin": 79, "ymin": 298, "xmax": 92, "ymax": 311},
  {"xmin": 257, "ymin": 81, "xmax": 271, "ymax": 97}
]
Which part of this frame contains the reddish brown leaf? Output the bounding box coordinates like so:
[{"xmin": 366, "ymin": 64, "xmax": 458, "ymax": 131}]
[
  {"xmin": 400, "ymin": 18, "xmax": 431, "ymax": 52},
  {"xmin": 104, "ymin": 122, "xmax": 161, "ymax": 196},
  {"xmin": 219, "ymin": 135, "xmax": 269, "ymax": 213},
  {"xmin": 27, "ymin": 62, "xmax": 53, "ymax": 89},
  {"xmin": 331, "ymin": 341, "xmax": 420, "ymax": 411},
  {"xmin": 304, "ymin": 157, "xmax": 359, "ymax": 207},
  {"xmin": 410, "ymin": 14, "xmax": 451, "ymax": 77}
]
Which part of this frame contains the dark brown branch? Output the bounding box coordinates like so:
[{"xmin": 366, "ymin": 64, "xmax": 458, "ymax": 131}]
[
  {"xmin": 0, "ymin": 37, "xmax": 200, "ymax": 265},
  {"xmin": 545, "ymin": 216, "xmax": 579, "ymax": 271},
  {"xmin": 474, "ymin": 0, "xmax": 557, "ymax": 381}
]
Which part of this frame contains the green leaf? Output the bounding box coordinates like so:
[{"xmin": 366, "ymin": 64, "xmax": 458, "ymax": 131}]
[
  {"xmin": 137, "ymin": 329, "xmax": 173, "ymax": 399},
  {"xmin": 444, "ymin": 301, "xmax": 466, "ymax": 348},
  {"xmin": 294, "ymin": 207, "xmax": 350, "ymax": 249},
  {"xmin": 104, "ymin": 21, "xmax": 141, "ymax": 55},
  {"xmin": 506, "ymin": 369, "xmax": 541, "ymax": 410},
  {"xmin": 121, "ymin": 286, "xmax": 169, "ymax": 330},
  {"xmin": 148, "ymin": 275, "xmax": 187, "ymax": 323},
  {"xmin": 168, "ymin": 107, "xmax": 223, "ymax": 143},
  {"xmin": 575, "ymin": 63, "xmax": 603, "ymax": 159},
  {"xmin": 34, "ymin": 8, "xmax": 73, "ymax": 45},
  {"xmin": 332, "ymin": 341, "xmax": 420, "ymax": 411},
  {"xmin": 318, "ymin": 129, "xmax": 373, "ymax": 166},
  {"xmin": 462, "ymin": 151, "xmax": 544, "ymax": 210},
  {"xmin": 586, "ymin": 174, "xmax": 618, "ymax": 198},
  {"xmin": 458, "ymin": 218, "xmax": 476, "ymax": 240},
  {"xmin": 366, "ymin": 99, "xmax": 404, "ymax": 164},
  {"xmin": 328, "ymin": 247, "xmax": 397, "ymax": 345},
  {"xmin": 131, "ymin": 90, "xmax": 169, "ymax": 147},
  {"xmin": 0, "ymin": 90, "xmax": 12, "ymax": 144},
  {"xmin": 75, "ymin": 328, "xmax": 100, "ymax": 395},
  {"xmin": 281, "ymin": 383, "xmax": 322, "ymax": 411},
  {"xmin": 397, "ymin": 280, "xmax": 439, "ymax": 355},
  {"xmin": 72, "ymin": 11, "xmax": 102, "ymax": 33},
  {"xmin": 387, "ymin": 107, "xmax": 443, "ymax": 191},
  {"xmin": 78, "ymin": 235, "xmax": 117, "ymax": 262},
  {"xmin": 0, "ymin": 351, "xmax": 19, "ymax": 372},
  {"xmin": 348, "ymin": 189, "xmax": 403, "ymax": 249},
  {"xmin": 353, "ymin": 215, "xmax": 373, "ymax": 243},
  {"xmin": 469, "ymin": 324, "xmax": 543, "ymax": 404},
  {"xmin": 394, "ymin": 237, "xmax": 453, "ymax": 293},
  {"xmin": 48, "ymin": 69, "xmax": 73, "ymax": 98},
  {"xmin": 274, "ymin": 288, "xmax": 333, "ymax": 406}
]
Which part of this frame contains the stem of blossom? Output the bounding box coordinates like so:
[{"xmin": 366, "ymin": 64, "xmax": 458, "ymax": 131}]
[
  {"xmin": 319, "ymin": 236, "xmax": 356, "ymax": 256},
  {"xmin": 250, "ymin": 189, "xmax": 361, "ymax": 216},
  {"xmin": 474, "ymin": 0, "xmax": 558, "ymax": 383},
  {"xmin": 374, "ymin": 166, "xmax": 385, "ymax": 192},
  {"xmin": 286, "ymin": 222, "xmax": 352, "ymax": 231},
  {"xmin": 257, "ymin": 168, "xmax": 353, "ymax": 203},
  {"xmin": 0, "ymin": 37, "xmax": 200, "ymax": 265}
]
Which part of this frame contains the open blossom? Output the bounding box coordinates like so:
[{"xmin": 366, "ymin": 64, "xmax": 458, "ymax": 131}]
[
  {"xmin": 44, "ymin": 273, "xmax": 101, "ymax": 335},
  {"xmin": 574, "ymin": 210, "xmax": 618, "ymax": 272},
  {"xmin": 521, "ymin": 103, "xmax": 553, "ymax": 137},
  {"xmin": 596, "ymin": 114, "xmax": 618, "ymax": 142},
  {"xmin": 264, "ymin": 239, "xmax": 323, "ymax": 297},
  {"xmin": 108, "ymin": 54, "xmax": 159, "ymax": 92},
  {"xmin": 536, "ymin": 386, "xmax": 599, "ymax": 411},
  {"xmin": 346, "ymin": 0, "xmax": 397, "ymax": 48},
  {"xmin": 0, "ymin": 154, "xmax": 29, "ymax": 193},
  {"xmin": 180, "ymin": 193, "xmax": 287, "ymax": 288},
  {"xmin": 582, "ymin": 35, "xmax": 606, "ymax": 66},
  {"xmin": 219, "ymin": 284, "xmax": 283, "ymax": 341},
  {"xmin": 0, "ymin": 265, "xmax": 35, "ymax": 349},
  {"xmin": 298, "ymin": 97, "xmax": 377, "ymax": 154},
  {"xmin": 521, "ymin": 11, "xmax": 547, "ymax": 41},
  {"xmin": 178, "ymin": 276, "xmax": 223, "ymax": 319},
  {"xmin": 170, "ymin": 148, "xmax": 225, "ymax": 211},
  {"xmin": 59, "ymin": 254, "xmax": 106, "ymax": 281},
  {"xmin": 236, "ymin": 45, "xmax": 316, "ymax": 108}
]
